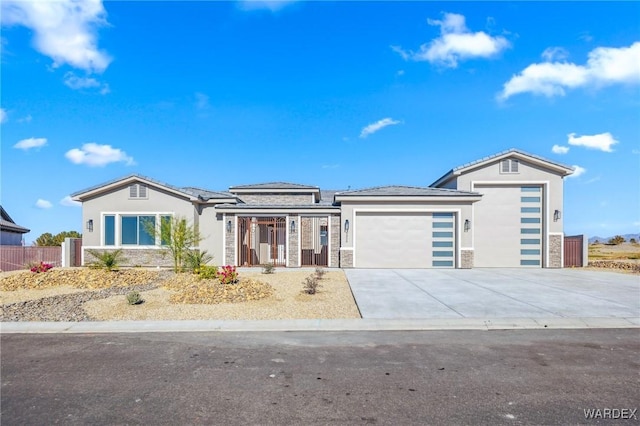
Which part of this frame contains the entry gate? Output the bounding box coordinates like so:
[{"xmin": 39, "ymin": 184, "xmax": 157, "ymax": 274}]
[
  {"xmin": 564, "ymin": 235, "xmax": 585, "ymax": 267},
  {"xmin": 300, "ymin": 216, "xmax": 328, "ymax": 266},
  {"xmin": 238, "ymin": 217, "xmax": 286, "ymax": 267}
]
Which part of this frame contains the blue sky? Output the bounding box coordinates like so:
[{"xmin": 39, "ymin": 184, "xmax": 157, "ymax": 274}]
[{"xmin": 1, "ymin": 1, "xmax": 639, "ymax": 243}]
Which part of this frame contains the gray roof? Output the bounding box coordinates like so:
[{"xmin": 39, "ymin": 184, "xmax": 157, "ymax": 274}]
[
  {"xmin": 451, "ymin": 148, "xmax": 573, "ymax": 172},
  {"xmin": 214, "ymin": 203, "xmax": 339, "ymax": 210},
  {"xmin": 229, "ymin": 182, "xmax": 320, "ymax": 190},
  {"xmin": 335, "ymin": 185, "xmax": 480, "ymax": 197},
  {"xmin": 319, "ymin": 190, "xmax": 344, "ymax": 205},
  {"xmin": 431, "ymin": 148, "xmax": 575, "ymax": 187},
  {"xmin": 180, "ymin": 187, "xmax": 236, "ymax": 201},
  {"xmin": 71, "ymin": 174, "xmax": 235, "ymax": 202},
  {"xmin": 0, "ymin": 206, "xmax": 30, "ymax": 234},
  {"xmin": 70, "ymin": 173, "xmax": 191, "ymax": 198}
]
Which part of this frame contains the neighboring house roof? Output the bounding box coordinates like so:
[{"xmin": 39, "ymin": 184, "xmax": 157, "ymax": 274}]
[
  {"xmin": 229, "ymin": 182, "xmax": 320, "ymax": 190},
  {"xmin": 431, "ymin": 148, "xmax": 575, "ymax": 188},
  {"xmin": 335, "ymin": 185, "xmax": 480, "ymax": 197},
  {"xmin": 319, "ymin": 190, "xmax": 344, "ymax": 206},
  {"xmin": 71, "ymin": 174, "xmax": 237, "ymax": 203},
  {"xmin": 0, "ymin": 206, "xmax": 30, "ymax": 234}
]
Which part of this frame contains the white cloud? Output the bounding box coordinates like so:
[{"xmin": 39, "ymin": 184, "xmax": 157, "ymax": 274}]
[
  {"xmin": 359, "ymin": 118, "xmax": 401, "ymax": 138},
  {"xmin": 0, "ymin": 108, "xmax": 6, "ymax": 123},
  {"xmin": 14, "ymin": 137, "xmax": 47, "ymax": 150},
  {"xmin": 35, "ymin": 199, "xmax": 53, "ymax": 209},
  {"xmin": 63, "ymin": 72, "xmax": 109, "ymax": 94},
  {"xmin": 237, "ymin": 1, "xmax": 298, "ymax": 12},
  {"xmin": 552, "ymin": 145, "xmax": 569, "ymax": 154},
  {"xmin": 60, "ymin": 195, "xmax": 81, "ymax": 207},
  {"xmin": 321, "ymin": 164, "xmax": 339, "ymax": 169},
  {"xmin": 568, "ymin": 132, "xmax": 618, "ymax": 152},
  {"xmin": 567, "ymin": 165, "xmax": 586, "ymax": 178},
  {"xmin": 499, "ymin": 42, "xmax": 640, "ymax": 100},
  {"xmin": 195, "ymin": 92, "xmax": 210, "ymax": 110},
  {"xmin": 392, "ymin": 13, "xmax": 510, "ymax": 68},
  {"xmin": 541, "ymin": 47, "xmax": 568, "ymax": 62},
  {"xmin": 1, "ymin": 0, "xmax": 112, "ymax": 73},
  {"xmin": 18, "ymin": 114, "xmax": 32, "ymax": 123},
  {"xmin": 65, "ymin": 143, "xmax": 135, "ymax": 167}
]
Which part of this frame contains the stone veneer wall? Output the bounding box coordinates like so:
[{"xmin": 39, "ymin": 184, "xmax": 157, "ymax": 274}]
[
  {"xmin": 340, "ymin": 249, "xmax": 353, "ymax": 268},
  {"xmin": 84, "ymin": 248, "xmax": 173, "ymax": 268},
  {"xmin": 288, "ymin": 215, "xmax": 299, "ymax": 267},
  {"xmin": 330, "ymin": 214, "xmax": 340, "ymax": 267},
  {"xmin": 225, "ymin": 216, "xmax": 236, "ymax": 265},
  {"xmin": 549, "ymin": 234, "xmax": 562, "ymax": 268},
  {"xmin": 461, "ymin": 249, "xmax": 474, "ymax": 269},
  {"xmin": 237, "ymin": 194, "xmax": 313, "ymax": 206}
]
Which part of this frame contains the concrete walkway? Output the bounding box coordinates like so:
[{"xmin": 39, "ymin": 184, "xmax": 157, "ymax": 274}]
[{"xmin": 345, "ymin": 268, "xmax": 640, "ymax": 319}]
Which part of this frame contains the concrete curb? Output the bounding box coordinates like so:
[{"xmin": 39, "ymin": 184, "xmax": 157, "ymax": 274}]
[{"xmin": 2, "ymin": 317, "xmax": 639, "ymax": 334}]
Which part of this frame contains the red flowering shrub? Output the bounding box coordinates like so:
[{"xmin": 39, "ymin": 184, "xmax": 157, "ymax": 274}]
[
  {"xmin": 217, "ymin": 265, "xmax": 239, "ymax": 285},
  {"xmin": 29, "ymin": 262, "xmax": 54, "ymax": 273}
]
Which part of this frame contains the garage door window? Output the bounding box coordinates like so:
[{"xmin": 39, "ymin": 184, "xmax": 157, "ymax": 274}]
[
  {"xmin": 432, "ymin": 213, "xmax": 455, "ymax": 268},
  {"xmin": 520, "ymin": 186, "xmax": 542, "ymax": 266}
]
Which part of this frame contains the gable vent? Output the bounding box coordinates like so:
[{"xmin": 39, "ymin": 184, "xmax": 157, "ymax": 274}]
[
  {"xmin": 129, "ymin": 183, "xmax": 148, "ymax": 199},
  {"xmin": 500, "ymin": 159, "xmax": 519, "ymax": 174}
]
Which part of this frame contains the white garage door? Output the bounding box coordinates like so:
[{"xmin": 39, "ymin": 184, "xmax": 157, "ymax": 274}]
[
  {"xmin": 474, "ymin": 185, "xmax": 543, "ymax": 267},
  {"xmin": 355, "ymin": 212, "xmax": 455, "ymax": 268}
]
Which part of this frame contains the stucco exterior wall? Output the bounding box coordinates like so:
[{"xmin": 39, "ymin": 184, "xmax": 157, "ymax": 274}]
[
  {"xmin": 236, "ymin": 193, "xmax": 314, "ymax": 205},
  {"xmin": 454, "ymin": 159, "xmax": 565, "ymax": 234},
  {"xmin": 81, "ymin": 183, "xmax": 197, "ymax": 250},
  {"xmin": 197, "ymin": 205, "xmax": 224, "ymax": 266}
]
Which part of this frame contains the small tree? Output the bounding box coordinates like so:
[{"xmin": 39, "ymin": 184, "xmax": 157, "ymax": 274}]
[
  {"xmin": 630, "ymin": 238, "xmax": 637, "ymax": 244},
  {"xmin": 35, "ymin": 231, "xmax": 82, "ymax": 246},
  {"xmin": 144, "ymin": 216, "xmax": 202, "ymax": 272},
  {"xmin": 608, "ymin": 235, "xmax": 625, "ymax": 245}
]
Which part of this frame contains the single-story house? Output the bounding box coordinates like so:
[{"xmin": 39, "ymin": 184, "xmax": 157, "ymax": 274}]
[
  {"xmin": 71, "ymin": 148, "xmax": 574, "ymax": 269},
  {"xmin": 0, "ymin": 206, "xmax": 30, "ymax": 246}
]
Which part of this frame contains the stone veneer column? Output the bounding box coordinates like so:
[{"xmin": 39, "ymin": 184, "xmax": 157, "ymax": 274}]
[
  {"xmin": 548, "ymin": 234, "xmax": 562, "ymax": 268},
  {"xmin": 288, "ymin": 215, "xmax": 299, "ymax": 267},
  {"xmin": 330, "ymin": 214, "xmax": 340, "ymax": 267},
  {"xmin": 225, "ymin": 215, "xmax": 236, "ymax": 265},
  {"xmin": 460, "ymin": 249, "xmax": 474, "ymax": 269},
  {"xmin": 340, "ymin": 249, "xmax": 353, "ymax": 268}
]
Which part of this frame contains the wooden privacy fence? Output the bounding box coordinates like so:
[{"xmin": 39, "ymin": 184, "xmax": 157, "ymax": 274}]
[
  {"xmin": 0, "ymin": 246, "xmax": 62, "ymax": 272},
  {"xmin": 564, "ymin": 235, "xmax": 585, "ymax": 267}
]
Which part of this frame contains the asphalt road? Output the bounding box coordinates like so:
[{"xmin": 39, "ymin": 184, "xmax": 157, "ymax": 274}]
[{"xmin": 2, "ymin": 329, "xmax": 639, "ymax": 425}]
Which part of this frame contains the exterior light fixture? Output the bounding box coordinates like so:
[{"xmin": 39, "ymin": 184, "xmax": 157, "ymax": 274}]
[
  {"xmin": 464, "ymin": 219, "xmax": 471, "ymax": 232},
  {"xmin": 290, "ymin": 220, "xmax": 296, "ymax": 233},
  {"xmin": 554, "ymin": 210, "xmax": 561, "ymax": 221},
  {"xmin": 344, "ymin": 219, "xmax": 350, "ymax": 232},
  {"xmin": 86, "ymin": 219, "xmax": 93, "ymax": 232},
  {"xmin": 226, "ymin": 220, "xmax": 232, "ymax": 233}
]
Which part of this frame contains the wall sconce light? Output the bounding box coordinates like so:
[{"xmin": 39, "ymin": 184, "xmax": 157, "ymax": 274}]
[
  {"xmin": 290, "ymin": 220, "xmax": 296, "ymax": 233},
  {"xmin": 344, "ymin": 219, "xmax": 350, "ymax": 232},
  {"xmin": 553, "ymin": 210, "xmax": 561, "ymax": 222},
  {"xmin": 464, "ymin": 219, "xmax": 471, "ymax": 232},
  {"xmin": 86, "ymin": 219, "xmax": 94, "ymax": 232},
  {"xmin": 226, "ymin": 220, "xmax": 232, "ymax": 233}
]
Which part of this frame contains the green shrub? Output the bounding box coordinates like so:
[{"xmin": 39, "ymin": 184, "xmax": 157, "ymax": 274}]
[
  {"xmin": 185, "ymin": 249, "xmax": 213, "ymax": 273},
  {"xmin": 262, "ymin": 262, "xmax": 275, "ymax": 274},
  {"xmin": 126, "ymin": 291, "xmax": 143, "ymax": 305},
  {"xmin": 303, "ymin": 274, "xmax": 321, "ymax": 295},
  {"xmin": 608, "ymin": 235, "xmax": 626, "ymax": 245},
  {"xmin": 87, "ymin": 249, "xmax": 126, "ymax": 271},
  {"xmin": 196, "ymin": 265, "xmax": 219, "ymax": 280},
  {"xmin": 314, "ymin": 267, "xmax": 326, "ymax": 280}
]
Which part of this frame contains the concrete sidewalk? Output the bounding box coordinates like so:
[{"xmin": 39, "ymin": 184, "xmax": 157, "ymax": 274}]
[{"xmin": 2, "ymin": 316, "xmax": 639, "ymax": 334}]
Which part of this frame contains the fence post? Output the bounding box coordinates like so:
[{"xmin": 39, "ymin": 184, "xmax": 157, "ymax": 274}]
[{"xmin": 582, "ymin": 234, "xmax": 589, "ymax": 267}]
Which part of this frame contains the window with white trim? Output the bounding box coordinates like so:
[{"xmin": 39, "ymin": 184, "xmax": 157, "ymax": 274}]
[
  {"xmin": 129, "ymin": 183, "xmax": 148, "ymax": 199},
  {"xmin": 500, "ymin": 159, "xmax": 519, "ymax": 174}
]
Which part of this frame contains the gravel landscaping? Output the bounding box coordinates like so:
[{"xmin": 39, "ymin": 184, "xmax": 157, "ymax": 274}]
[{"xmin": 0, "ymin": 268, "xmax": 361, "ymax": 322}]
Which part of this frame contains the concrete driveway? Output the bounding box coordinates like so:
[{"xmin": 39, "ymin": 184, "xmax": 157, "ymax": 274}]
[{"xmin": 345, "ymin": 268, "xmax": 640, "ymax": 319}]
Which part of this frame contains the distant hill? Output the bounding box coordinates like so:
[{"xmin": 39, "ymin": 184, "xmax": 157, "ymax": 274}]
[{"xmin": 589, "ymin": 234, "xmax": 640, "ymax": 244}]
